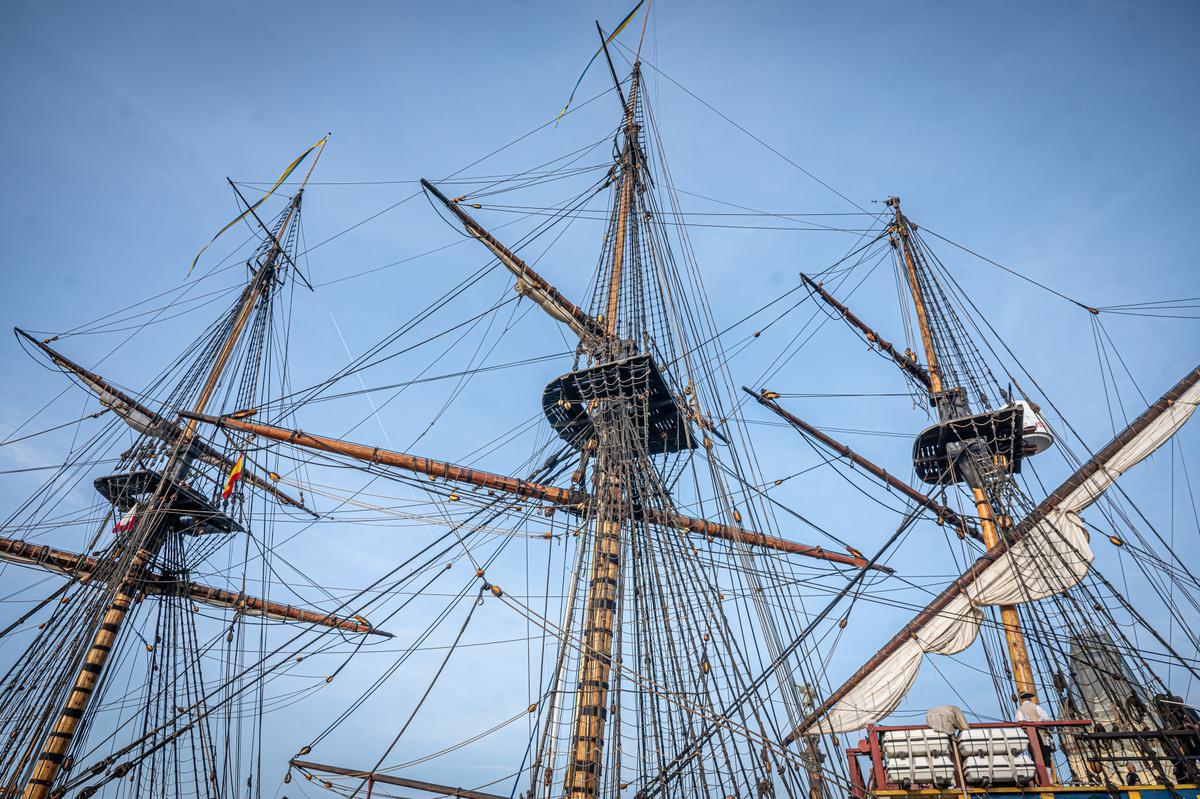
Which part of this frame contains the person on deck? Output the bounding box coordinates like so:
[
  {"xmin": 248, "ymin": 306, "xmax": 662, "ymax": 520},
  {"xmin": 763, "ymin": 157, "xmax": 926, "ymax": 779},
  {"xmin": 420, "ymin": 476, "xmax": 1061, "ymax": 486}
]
[
  {"xmin": 1016, "ymin": 693, "xmax": 1054, "ymax": 770},
  {"xmin": 1125, "ymin": 763, "xmax": 1142, "ymax": 786},
  {"xmin": 1016, "ymin": 692, "xmax": 1051, "ymax": 723}
]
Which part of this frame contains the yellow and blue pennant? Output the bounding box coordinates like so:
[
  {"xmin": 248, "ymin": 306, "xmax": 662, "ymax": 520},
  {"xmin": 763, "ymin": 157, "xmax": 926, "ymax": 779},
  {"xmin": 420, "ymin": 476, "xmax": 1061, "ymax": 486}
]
[
  {"xmin": 555, "ymin": 0, "xmax": 646, "ymax": 123},
  {"xmin": 189, "ymin": 134, "xmax": 328, "ymax": 275}
]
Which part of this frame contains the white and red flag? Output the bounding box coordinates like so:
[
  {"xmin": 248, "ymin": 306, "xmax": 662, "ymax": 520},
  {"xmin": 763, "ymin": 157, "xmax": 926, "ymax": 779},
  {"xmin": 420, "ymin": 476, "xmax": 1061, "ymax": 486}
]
[{"xmin": 113, "ymin": 504, "xmax": 140, "ymax": 535}]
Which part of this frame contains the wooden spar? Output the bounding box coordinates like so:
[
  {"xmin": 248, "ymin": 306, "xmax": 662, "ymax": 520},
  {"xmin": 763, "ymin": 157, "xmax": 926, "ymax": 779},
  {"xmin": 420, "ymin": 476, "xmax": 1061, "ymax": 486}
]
[
  {"xmin": 0, "ymin": 536, "xmax": 388, "ymax": 637},
  {"xmin": 184, "ymin": 203, "xmax": 293, "ymax": 438},
  {"xmin": 566, "ymin": 65, "xmax": 644, "ymax": 799},
  {"xmin": 783, "ymin": 360, "xmax": 1200, "ymax": 743},
  {"xmin": 596, "ymin": 21, "xmax": 627, "ymax": 109},
  {"xmin": 0, "ymin": 536, "xmax": 103, "ymax": 583},
  {"xmin": 290, "ymin": 760, "xmax": 508, "ymax": 799},
  {"xmin": 972, "ymin": 485, "xmax": 1036, "ymax": 700},
  {"xmin": 13, "ymin": 328, "xmax": 314, "ymax": 516},
  {"xmin": 182, "ymin": 412, "xmax": 577, "ymax": 501},
  {"xmin": 15, "ymin": 329, "xmax": 173, "ymax": 437},
  {"xmin": 888, "ymin": 195, "xmax": 1037, "ymax": 705},
  {"xmin": 227, "ymin": 179, "xmax": 310, "ymax": 288},
  {"xmin": 22, "ymin": 163, "xmax": 319, "ymax": 799},
  {"xmin": 601, "ymin": 66, "xmax": 640, "ymax": 337},
  {"xmin": 798, "ymin": 274, "xmax": 931, "ymax": 389},
  {"xmin": 179, "ymin": 411, "xmax": 878, "ymax": 570},
  {"xmin": 180, "ymin": 581, "xmax": 387, "ymax": 636},
  {"xmin": 648, "ymin": 508, "xmax": 875, "ymax": 568},
  {"xmin": 887, "ymin": 197, "xmax": 943, "ymax": 396},
  {"xmin": 743, "ymin": 387, "xmax": 980, "ymax": 542},
  {"xmin": 420, "ymin": 178, "xmax": 604, "ymax": 342},
  {"xmin": 1043, "ymin": 366, "xmax": 1199, "ymax": 512}
]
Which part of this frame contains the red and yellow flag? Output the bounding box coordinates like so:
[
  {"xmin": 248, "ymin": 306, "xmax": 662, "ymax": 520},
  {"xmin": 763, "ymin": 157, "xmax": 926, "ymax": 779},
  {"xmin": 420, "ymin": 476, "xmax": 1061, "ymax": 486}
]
[{"xmin": 222, "ymin": 454, "xmax": 245, "ymax": 500}]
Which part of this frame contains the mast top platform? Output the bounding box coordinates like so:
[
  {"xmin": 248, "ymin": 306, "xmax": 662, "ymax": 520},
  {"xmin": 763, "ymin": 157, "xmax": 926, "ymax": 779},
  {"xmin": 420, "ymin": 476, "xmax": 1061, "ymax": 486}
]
[
  {"xmin": 541, "ymin": 354, "xmax": 696, "ymax": 456},
  {"xmin": 95, "ymin": 469, "xmax": 244, "ymax": 535},
  {"xmin": 912, "ymin": 405, "xmax": 1027, "ymax": 485}
]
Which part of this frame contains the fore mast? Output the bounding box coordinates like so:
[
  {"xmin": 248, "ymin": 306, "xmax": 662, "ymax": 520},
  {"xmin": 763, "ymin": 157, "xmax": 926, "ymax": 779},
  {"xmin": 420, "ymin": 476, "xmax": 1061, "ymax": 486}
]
[
  {"xmin": 14, "ymin": 139, "xmax": 331, "ymax": 799},
  {"xmin": 887, "ymin": 196, "xmax": 1039, "ymax": 706}
]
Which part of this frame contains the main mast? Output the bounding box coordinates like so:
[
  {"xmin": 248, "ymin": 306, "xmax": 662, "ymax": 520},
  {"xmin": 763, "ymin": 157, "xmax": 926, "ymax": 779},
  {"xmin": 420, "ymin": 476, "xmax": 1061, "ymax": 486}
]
[
  {"xmin": 564, "ymin": 63, "xmax": 641, "ymax": 799},
  {"xmin": 252, "ymin": 37, "xmax": 887, "ymax": 792},
  {"xmin": 887, "ymin": 196, "xmax": 1039, "ymax": 704},
  {"xmin": 20, "ymin": 146, "xmax": 324, "ymax": 799}
]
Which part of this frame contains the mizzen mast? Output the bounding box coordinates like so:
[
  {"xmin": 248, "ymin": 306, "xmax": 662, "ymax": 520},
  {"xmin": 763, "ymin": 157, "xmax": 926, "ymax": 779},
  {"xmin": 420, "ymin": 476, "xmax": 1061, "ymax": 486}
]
[{"xmin": 887, "ymin": 195, "xmax": 1039, "ymax": 704}]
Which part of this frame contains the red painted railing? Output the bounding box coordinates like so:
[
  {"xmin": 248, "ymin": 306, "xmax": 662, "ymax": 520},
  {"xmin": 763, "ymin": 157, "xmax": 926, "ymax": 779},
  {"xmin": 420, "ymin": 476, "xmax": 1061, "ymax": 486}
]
[{"xmin": 845, "ymin": 719, "xmax": 1094, "ymax": 796}]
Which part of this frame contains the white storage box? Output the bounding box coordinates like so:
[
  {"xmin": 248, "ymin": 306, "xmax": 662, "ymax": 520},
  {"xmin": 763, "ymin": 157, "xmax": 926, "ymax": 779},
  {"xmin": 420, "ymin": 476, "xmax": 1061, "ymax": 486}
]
[
  {"xmin": 880, "ymin": 729, "xmax": 953, "ymax": 759},
  {"xmin": 884, "ymin": 755, "xmax": 956, "ymax": 789},
  {"xmin": 961, "ymin": 752, "xmax": 1037, "ymax": 787},
  {"xmin": 956, "ymin": 727, "xmax": 1031, "ymax": 758}
]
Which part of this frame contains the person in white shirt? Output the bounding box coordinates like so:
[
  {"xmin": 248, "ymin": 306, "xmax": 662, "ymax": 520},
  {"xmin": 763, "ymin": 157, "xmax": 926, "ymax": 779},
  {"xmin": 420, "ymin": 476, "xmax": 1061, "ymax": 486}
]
[
  {"xmin": 1017, "ymin": 692, "xmax": 1051, "ymax": 723},
  {"xmin": 1016, "ymin": 692, "xmax": 1054, "ymax": 771}
]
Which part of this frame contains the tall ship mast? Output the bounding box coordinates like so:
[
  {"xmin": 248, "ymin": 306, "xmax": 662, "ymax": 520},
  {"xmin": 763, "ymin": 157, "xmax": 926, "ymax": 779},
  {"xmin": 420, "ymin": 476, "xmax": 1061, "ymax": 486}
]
[
  {"xmin": 0, "ymin": 138, "xmax": 393, "ymax": 797},
  {"xmin": 185, "ymin": 50, "xmax": 884, "ymax": 798},
  {"xmin": 751, "ymin": 197, "xmax": 1200, "ymax": 795},
  {"xmin": 0, "ymin": 9, "xmax": 1197, "ymax": 799}
]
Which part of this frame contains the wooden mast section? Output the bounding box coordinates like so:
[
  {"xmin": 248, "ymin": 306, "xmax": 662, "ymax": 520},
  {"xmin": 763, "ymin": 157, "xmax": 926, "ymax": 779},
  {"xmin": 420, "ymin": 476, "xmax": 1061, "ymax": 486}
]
[
  {"xmin": 886, "ymin": 196, "xmax": 1039, "ymax": 704},
  {"xmin": 184, "ymin": 137, "xmax": 325, "ymax": 441},
  {"xmin": 889, "ymin": 198, "xmax": 944, "ymax": 397},
  {"xmin": 565, "ymin": 63, "xmax": 641, "ymax": 799},
  {"xmin": 602, "ymin": 66, "xmax": 640, "ymax": 338},
  {"xmin": 21, "ymin": 144, "xmax": 325, "ymax": 799},
  {"xmin": 418, "ymin": 57, "xmax": 887, "ymax": 792}
]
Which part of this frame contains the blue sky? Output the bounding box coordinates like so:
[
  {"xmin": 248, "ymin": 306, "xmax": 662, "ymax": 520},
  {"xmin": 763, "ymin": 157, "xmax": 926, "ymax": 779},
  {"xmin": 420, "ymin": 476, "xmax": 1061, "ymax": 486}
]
[{"xmin": 1, "ymin": 0, "xmax": 1198, "ymax": 792}]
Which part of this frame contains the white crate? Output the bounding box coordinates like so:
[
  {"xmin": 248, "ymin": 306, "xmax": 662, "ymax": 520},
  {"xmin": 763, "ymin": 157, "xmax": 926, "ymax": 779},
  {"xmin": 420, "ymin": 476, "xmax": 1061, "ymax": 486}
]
[
  {"xmin": 880, "ymin": 729, "xmax": 953, "ymax": 758},
  {"xmin": 956, "ymin": 727, "xmax": 1031, "ymax": 758},
  {"xmin": 884, "ymin": 755, "xmax": 956, "ymax": 789},
  {"xmin": 961, "ymin": 752, "xmax": 1037, "ymax": 787}
]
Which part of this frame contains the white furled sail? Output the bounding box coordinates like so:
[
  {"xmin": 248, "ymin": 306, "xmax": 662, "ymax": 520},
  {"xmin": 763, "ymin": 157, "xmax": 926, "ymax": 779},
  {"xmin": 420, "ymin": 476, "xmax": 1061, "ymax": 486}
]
[
  {"xmin": 818, "ymin": 594, "xmax": 983, "ymax": 734},
  {"xmin": 966, "ymin": 510, "xmax": 1092, "ymax": 607},
  {"xmin": 792, "ymin": 365, "xmax": 1200, "ymax": 738}
]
